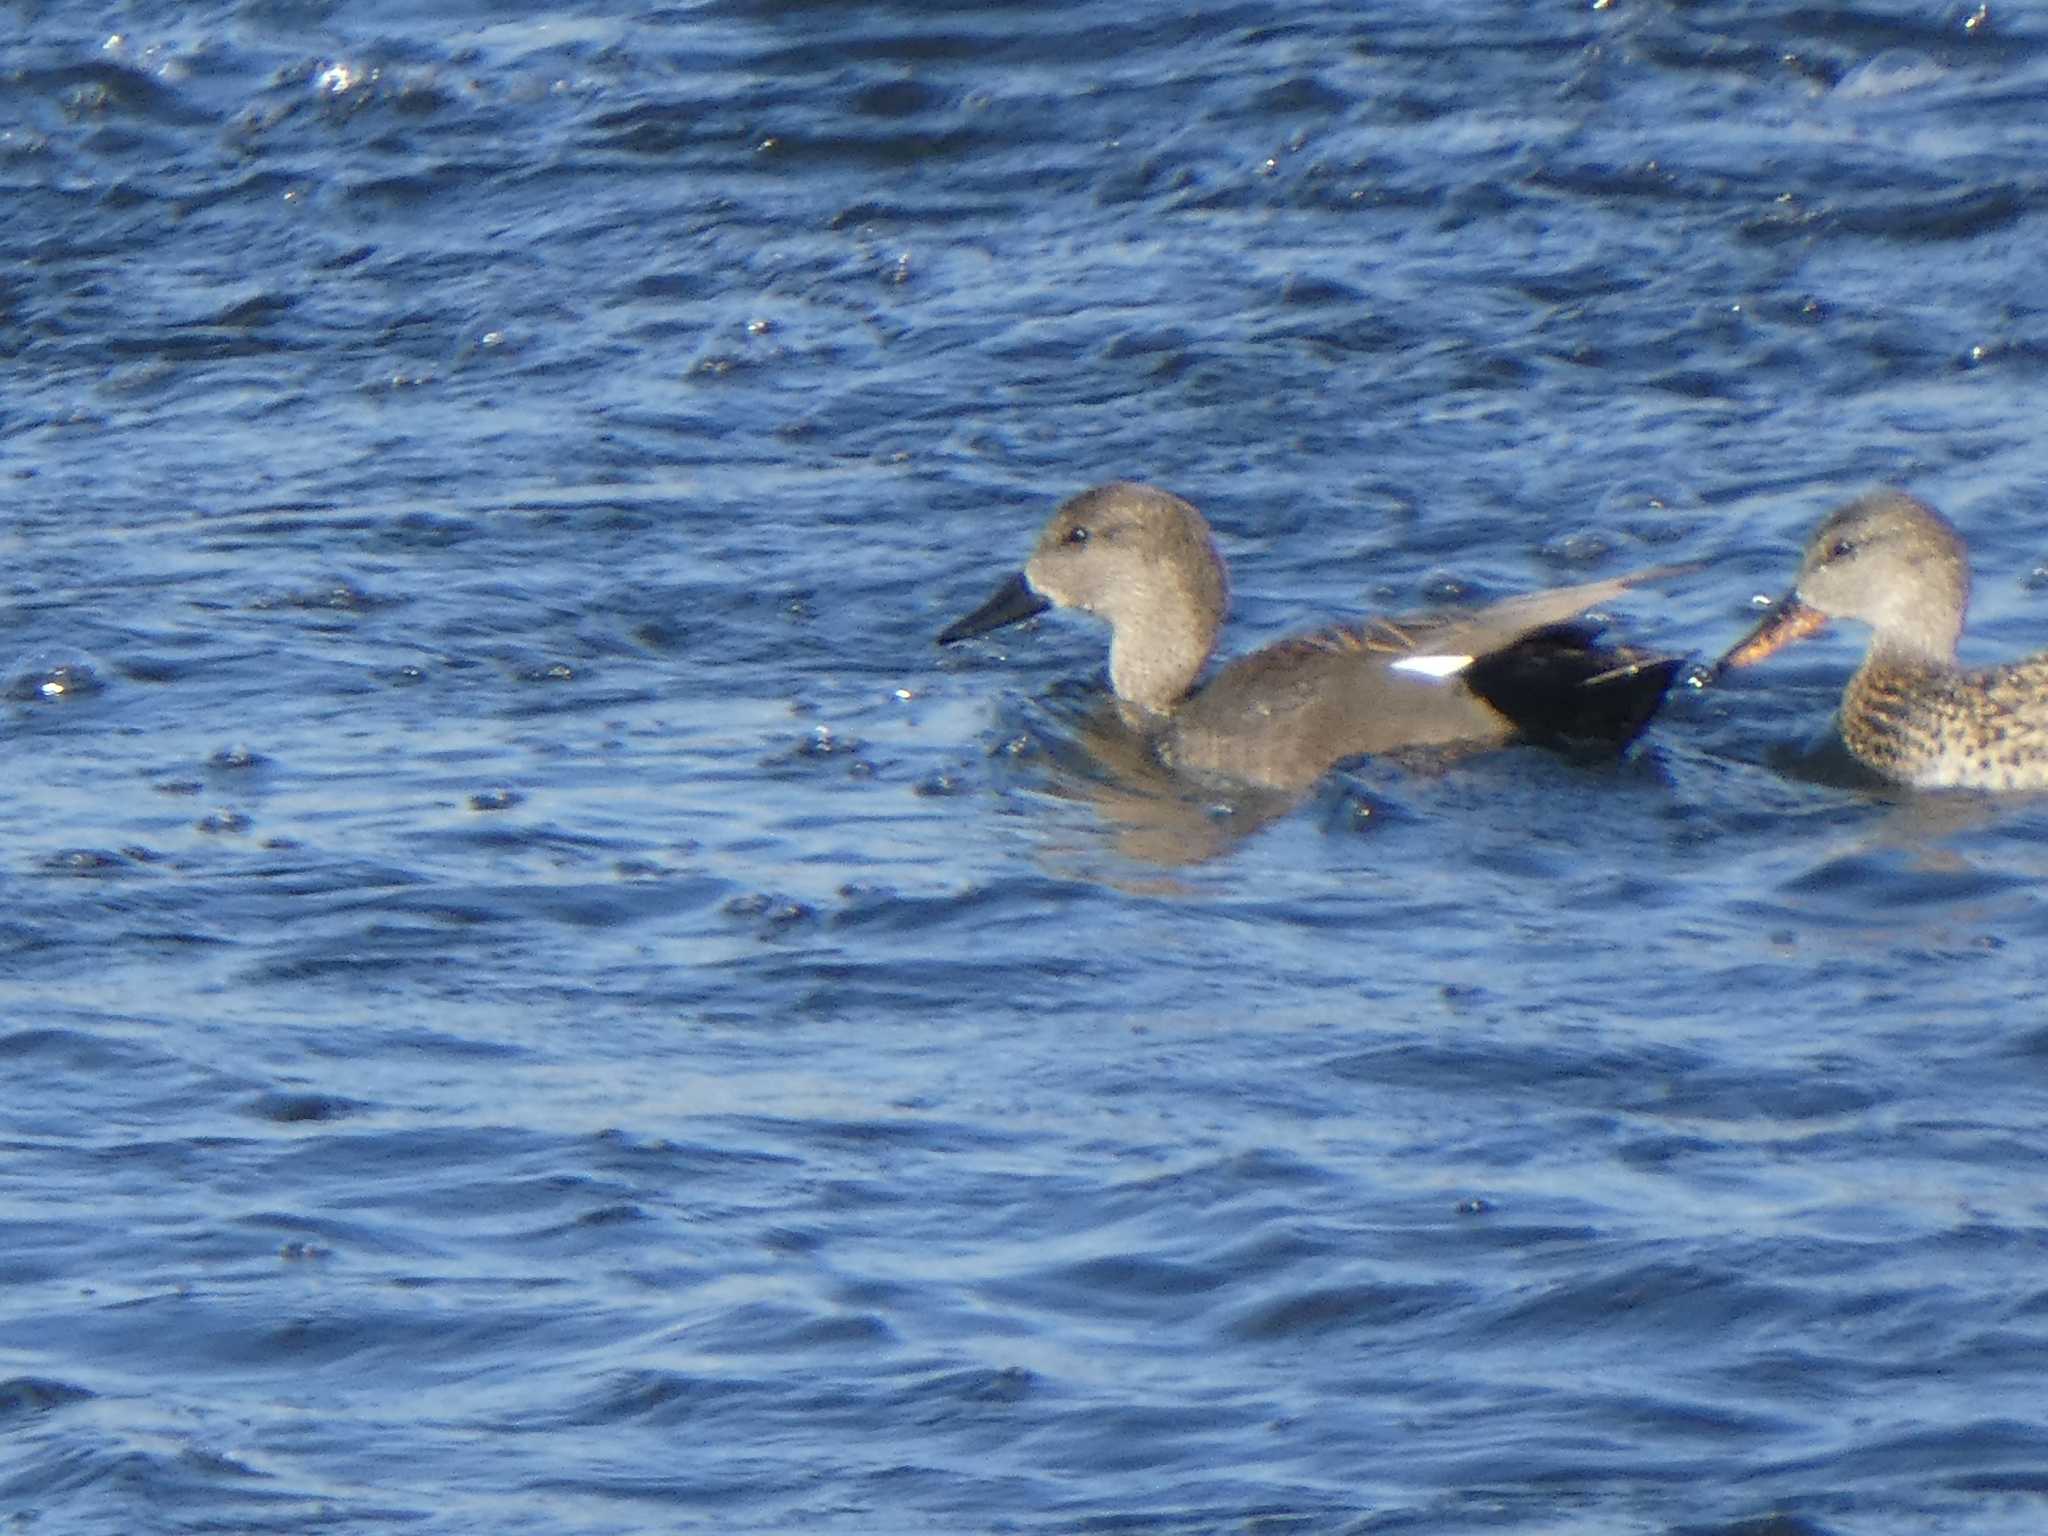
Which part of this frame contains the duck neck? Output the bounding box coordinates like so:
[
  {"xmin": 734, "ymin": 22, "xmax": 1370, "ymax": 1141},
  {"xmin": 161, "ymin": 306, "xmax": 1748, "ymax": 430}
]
[
  {"xmin": 1108, "ymin": 597, "xmax": 1216, "ymax": 716},
  {"xmin": 1865, "ymin": 601, "xmax": 1965, "ymax": 673}
]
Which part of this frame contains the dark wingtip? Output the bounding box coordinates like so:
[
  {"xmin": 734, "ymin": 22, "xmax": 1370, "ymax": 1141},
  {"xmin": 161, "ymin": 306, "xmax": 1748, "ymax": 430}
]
[
  {"xmin": 937, "ymin": 571, "xmax": 1049, "ymax": 646},
  {"xmin": 1563, "ymin": 652, "xmax": 1689, "ymax": 751},
  {"xmin": 1465, "ymin": 628, "xmax": 1687, "ymax": 753}
]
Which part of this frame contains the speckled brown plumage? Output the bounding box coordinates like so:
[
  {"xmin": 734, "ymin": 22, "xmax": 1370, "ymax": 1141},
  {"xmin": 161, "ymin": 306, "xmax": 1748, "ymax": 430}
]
[
  {"xmin": 1840, "ymin": 652, "xmax": 2048, "ymax": 791},
  {"xmin": 1719, "ymin": 489, "xmax": 2048, "ymax": 791}
]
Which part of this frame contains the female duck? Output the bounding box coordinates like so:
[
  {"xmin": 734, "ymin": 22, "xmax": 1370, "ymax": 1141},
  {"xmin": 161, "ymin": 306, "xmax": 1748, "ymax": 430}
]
[{"xmin": 1717, "ymin": 489, "xmax": 2048, "ymax": 790}]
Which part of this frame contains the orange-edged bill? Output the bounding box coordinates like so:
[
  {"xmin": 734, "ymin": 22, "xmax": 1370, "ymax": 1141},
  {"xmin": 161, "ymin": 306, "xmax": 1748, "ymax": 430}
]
[{"xmin": 1712, "ymin": 595, "xmax": 1830, "ymax": 678}]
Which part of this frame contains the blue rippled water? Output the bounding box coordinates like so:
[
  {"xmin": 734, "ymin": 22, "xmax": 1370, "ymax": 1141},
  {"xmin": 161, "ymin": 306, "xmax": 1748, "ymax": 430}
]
[{"xmin": 6, "ymin": 2, "xmax": 2048, "ymax": 1533}]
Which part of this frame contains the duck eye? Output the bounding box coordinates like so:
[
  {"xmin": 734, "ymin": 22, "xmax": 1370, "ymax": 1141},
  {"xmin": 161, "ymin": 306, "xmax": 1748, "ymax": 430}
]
[
  {"xmin": 1826, "ymin": 537, "xmax": 1855, "ymax": 562},
  {"xmin": 1063, "ymin": 524, "xmax": 1091, "ymax": 547}
]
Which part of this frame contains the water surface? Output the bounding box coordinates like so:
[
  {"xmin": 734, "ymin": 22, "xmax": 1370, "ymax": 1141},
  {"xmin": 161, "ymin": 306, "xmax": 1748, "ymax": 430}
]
[{"xmin": 5, "ymin": 3, "xmax": 2048, "ymax": 1532}]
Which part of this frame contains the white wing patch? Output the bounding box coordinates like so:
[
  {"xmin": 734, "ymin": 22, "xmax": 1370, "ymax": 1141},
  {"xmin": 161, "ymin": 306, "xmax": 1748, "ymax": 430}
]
[{"xmin": 1388, "ymin": 653, "xmax": 1474, "ymax": 680}]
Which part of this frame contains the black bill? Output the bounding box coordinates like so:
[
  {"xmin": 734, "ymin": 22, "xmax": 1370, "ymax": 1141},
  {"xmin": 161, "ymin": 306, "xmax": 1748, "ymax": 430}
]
[{"xmin": 937, "ymin": 571, "xmax": 1050, "ymax": 645}]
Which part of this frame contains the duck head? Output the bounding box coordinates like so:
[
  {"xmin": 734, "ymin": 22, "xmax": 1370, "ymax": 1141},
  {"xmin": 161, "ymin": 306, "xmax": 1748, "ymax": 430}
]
[
  {"xmin": 1718, "ymin": 489, "xmax": 1971, "ymax": 673},
  {"xmin": 939, "ymin": 482, "xmax": 1228, "ymax": 716}
]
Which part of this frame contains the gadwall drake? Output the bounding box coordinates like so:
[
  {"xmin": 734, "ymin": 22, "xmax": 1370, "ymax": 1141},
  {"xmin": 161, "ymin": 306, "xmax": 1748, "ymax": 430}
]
[
  {"xmin": 1716, "ymin": 489, "xmax": 2048, "ymax": 791},
  {"xmin": 937, "ymin": 482, "xmax": 1685, "ymax": 792}
]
